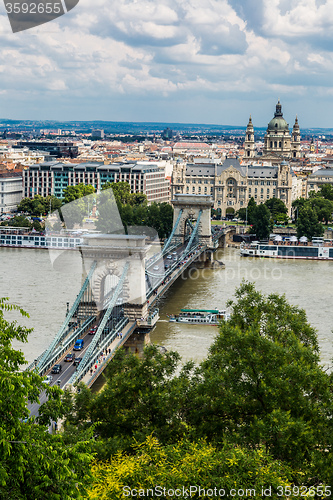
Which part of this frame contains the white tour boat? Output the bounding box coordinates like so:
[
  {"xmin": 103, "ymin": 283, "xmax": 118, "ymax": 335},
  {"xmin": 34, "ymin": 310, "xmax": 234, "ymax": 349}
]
[{"xmin": 169, "ymin": 309, "xmax": 230, "ymax": 325}]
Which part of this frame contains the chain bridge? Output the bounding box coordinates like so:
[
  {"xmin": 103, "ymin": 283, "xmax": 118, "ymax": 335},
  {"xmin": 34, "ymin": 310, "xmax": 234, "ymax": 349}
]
[{"xmin": 28, "ymin": 195, "xmax": 231, "ymax": 390}]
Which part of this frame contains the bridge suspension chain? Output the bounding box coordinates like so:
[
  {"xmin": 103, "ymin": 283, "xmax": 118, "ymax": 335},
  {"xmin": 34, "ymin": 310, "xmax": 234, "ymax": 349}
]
[
  {"xmin": 36, "ymin": 261, "xmax": 97, "ymax": 373},
  {"xmin": 182, "ymin": 209, "xmax": 202, "ymax": 258},
  {"xmin": 162, "ymin": 208, "xmax": 183, "ymax": 254},
  {"xmin": 67, "ymin": 261, "xmax": 130, "ymax": 386}
]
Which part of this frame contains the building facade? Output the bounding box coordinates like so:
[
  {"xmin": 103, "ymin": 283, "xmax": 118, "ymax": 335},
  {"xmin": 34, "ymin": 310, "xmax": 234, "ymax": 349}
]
[
  {"xmin": 171, "ymin": 157, "xmax": 293, "ymax": 215},
  {"xmin": 0, "ymin": 171, "xmax": 23, "ymax": 213},
  {"xmin": 307, "ymin": 168, "xmax": 333, "ymax": 196},
  {"xmin": 23, "ymin": 161, "xmax": 170, "ymax": 204}
]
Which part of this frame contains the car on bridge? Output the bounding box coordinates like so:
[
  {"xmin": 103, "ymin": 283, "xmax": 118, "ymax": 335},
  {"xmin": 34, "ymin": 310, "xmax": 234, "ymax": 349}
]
[
  {"xmin": 73, "ymin": 357, "xmax": 82, "ymax": 367},
  {"xmin": 51, "ymin": 364, "xmax": 62, "ymax": 374},
  {"xmin": 64, "ymin": 353, "xmax": 75, "ymax": 362},
  {"xmin": 43, "ymin": 375, "xmax": 53, "ymax": 385}
]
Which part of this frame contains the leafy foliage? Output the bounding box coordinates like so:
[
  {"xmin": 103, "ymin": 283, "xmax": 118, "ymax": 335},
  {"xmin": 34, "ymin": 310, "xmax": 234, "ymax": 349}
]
[
  {"xmin": 296, "ymin": 204, "xmax": 324, "ymax": 239},
  {"xmin": 87, "ymin": 436, "xmax": 293, "ymax": 500},
  {"xmin": 250, "ymin": 203, "xmax": 272, "ymax": 239},
  {"xmin": 17, "ymin": 195, "xmax": 62, "ymax": 216},
  {"xmin": 0, "ymin": 298, "xmax": 94, "ymax": 499},
  {"xmin": 189, "ymin": 282, "xmax": 333, "ymax": 474}
]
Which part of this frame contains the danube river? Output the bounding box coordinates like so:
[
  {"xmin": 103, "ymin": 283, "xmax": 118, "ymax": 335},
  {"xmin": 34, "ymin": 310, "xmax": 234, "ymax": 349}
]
[{"xmin": 1, "ymin": 246, "xmax": 332, "ymax": 369}]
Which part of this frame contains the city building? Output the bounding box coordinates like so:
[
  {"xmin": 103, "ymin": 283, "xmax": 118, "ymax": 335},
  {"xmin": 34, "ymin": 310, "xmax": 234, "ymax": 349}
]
[
  {"xmin": 17, "ymin": 141, "xmax": 79, "ymax": 158},
  {"xmin": 0, "ymin": 171, "xmax": 23, "ymax": 213},
  {"xmin": 244, "ymin": 100, "xmax": 301, "ymax": 160},
  {"xmin": 23, "ymin": 161, "xmax": 170, "ymax": 203},
  {"xmin": 307, "ymin": 168, "xmax": 333, "ymax": 196},
  {"xmin": 171, "ymin": 157, "xmax": 293, "ymax": 216},
  {"xmin": 91, "ymin": 129, "xmax": 105, "ymax": 139}
]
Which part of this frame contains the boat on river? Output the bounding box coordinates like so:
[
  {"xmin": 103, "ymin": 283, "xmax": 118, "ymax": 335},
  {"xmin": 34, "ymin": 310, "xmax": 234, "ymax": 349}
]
[
  {"xmin": 240, "ymin": 237, "xmax": 333, "ymax": 260},
  {"xmin": 0, "ymin": 227, "xmax": 83, "ymax": 250},
  {"xmin": 169, "ymin": 309, "xmax": 230, "ymax": 325}
]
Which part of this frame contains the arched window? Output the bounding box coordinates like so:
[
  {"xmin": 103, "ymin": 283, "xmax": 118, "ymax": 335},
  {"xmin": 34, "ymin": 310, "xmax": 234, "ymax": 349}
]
[{"xmin": 274, "ymin": 141, "xmax": 277, "ymax": 148}]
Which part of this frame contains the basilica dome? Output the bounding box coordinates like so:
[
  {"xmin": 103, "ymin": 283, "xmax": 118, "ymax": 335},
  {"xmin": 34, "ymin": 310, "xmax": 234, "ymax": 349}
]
[{"xmin": 267, "ymin": 100, "xmax": 289, "ymax": 132}]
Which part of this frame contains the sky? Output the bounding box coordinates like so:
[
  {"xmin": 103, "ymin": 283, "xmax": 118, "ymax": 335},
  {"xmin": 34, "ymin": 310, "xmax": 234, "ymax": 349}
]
[{"xmin": 1, "ymin": 0, "xmax": 333, "ymax": 127}]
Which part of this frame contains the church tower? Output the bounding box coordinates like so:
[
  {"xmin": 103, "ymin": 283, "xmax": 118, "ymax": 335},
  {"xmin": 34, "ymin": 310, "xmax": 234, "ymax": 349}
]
[
  {"xmin": 291, "ymin": 116, "xmax": 301, "ymax": 159},
  {"xmin": 244, "ymin": 115, "xmax": 255, "ymax": 158}
]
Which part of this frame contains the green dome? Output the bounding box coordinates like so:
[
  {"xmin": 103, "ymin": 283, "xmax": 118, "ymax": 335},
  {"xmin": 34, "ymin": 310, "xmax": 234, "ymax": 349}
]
[
  {"xmin": 267, "ymin": 100, "xmax": 289, "ymax": 132},
  {"xmin": 267, "ymin": 116, "xmax": 289, "ymax": 131}
]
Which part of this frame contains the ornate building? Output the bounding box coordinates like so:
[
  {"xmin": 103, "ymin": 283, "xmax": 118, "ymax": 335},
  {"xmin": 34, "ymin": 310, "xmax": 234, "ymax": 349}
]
[
  {"xmin": 171, "ymin": 157, "xmax": 293, "ymax": 216},
  {"xmin": 245, "ymin": 100, "xmax": 301, "ymax": 160}
]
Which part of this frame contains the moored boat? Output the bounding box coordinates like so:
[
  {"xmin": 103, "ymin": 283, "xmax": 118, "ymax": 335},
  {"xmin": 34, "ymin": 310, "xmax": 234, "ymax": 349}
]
[
  {"xmin": 240, "ymin": 237, "xmax": 333, "ymax": 260},
  {"xmin": 169, "ymin": 308, "xmax": 230, "ymax": 325}
]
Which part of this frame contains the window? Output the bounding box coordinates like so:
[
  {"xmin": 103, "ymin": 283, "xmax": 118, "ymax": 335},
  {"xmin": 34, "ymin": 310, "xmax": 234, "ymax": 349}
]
[{"xmin": 261, "ymin": 181, "xmax": 265, "ymax": 185}]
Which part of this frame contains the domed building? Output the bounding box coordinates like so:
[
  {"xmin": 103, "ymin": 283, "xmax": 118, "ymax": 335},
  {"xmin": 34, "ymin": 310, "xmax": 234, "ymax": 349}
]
[{"xmin": 245, "ymin": 100, "xmax": 301, "ymax": 160}]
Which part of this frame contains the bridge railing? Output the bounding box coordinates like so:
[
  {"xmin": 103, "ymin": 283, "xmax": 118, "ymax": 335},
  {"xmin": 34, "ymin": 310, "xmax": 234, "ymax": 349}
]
[
  {"xmin": 146, "ymin": 243, "xmax": 206, "ymax": 301},
  {"xmin": 83, "ymin": 319, "xmax": 138, "ymax": 387},
  {"xmin": 36, "ymin": 261, "xmax": 97, "ymax": 372}
]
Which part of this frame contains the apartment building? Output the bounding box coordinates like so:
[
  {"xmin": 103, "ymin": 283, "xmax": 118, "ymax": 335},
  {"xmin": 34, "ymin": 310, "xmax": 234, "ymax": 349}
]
[
  {"xmin": 0, "ymin": 171, "xmax": 23, "ymax": 213},
  {"xmin": 23, "ymin": 161, "xmax": 170, "ymax": 204}
]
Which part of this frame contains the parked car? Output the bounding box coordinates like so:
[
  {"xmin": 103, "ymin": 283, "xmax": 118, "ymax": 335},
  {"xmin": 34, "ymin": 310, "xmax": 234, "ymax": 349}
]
[
  {"xmin": 51, "ymin": 364, "xmax": 62, "ymax": 374},
  {"xmin": 167, "ymin": 255, "xmax": 172, "ymax": 259},
  {"xmin": 64, "ymin": 353, "xmax": 75, "ymax": 362}
]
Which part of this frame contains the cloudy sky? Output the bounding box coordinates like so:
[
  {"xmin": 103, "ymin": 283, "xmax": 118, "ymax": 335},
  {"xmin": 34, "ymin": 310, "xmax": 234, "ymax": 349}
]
[{"xmin": 1, "ymin": 0, "xmax": 333, "ymax": 127}]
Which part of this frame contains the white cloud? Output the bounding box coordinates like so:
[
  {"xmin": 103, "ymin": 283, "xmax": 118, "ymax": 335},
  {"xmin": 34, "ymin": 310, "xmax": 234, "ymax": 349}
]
[{"xmin": 0, "ymin": 0, "xmax": 333, "ymax": 125}]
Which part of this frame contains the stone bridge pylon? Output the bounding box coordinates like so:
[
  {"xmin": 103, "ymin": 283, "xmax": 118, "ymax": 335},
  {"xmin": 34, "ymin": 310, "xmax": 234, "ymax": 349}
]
[
  {"xmin": 171, "ymin": 194, "xmax": 213, "ymax": 247},
  {"xmin": 79, "ymin": 234, "xmax": 149, "ymax": 321}
]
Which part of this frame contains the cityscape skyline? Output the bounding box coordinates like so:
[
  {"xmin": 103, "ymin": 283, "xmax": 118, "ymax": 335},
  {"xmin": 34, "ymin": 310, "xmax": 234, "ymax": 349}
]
[{"xmin": 1, "ymin": 1, "xmax": 333, "ymax": 126}]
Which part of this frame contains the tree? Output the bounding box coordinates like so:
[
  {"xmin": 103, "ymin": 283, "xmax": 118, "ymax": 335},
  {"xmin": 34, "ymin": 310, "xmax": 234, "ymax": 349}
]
[
  {"xmin": 17, "ymin": 195, "xmax": 62, "ymax": 216},
  {"xmin": 189, "ymin": 282, "xmax": 333, "ymax": 474},
  {"xmin": 250, "ymin": 203, "xmax": 271, "ymax": 239},
  {"xmin": 309, "ymin": 197, "xmax": 333, "ymax": 224},
  {"xmin": 64, "ymin": 345, "xmax": 192, "ymax": 454},
  {"xmin": 86, "ymin": 436, "xmax": 294, "ymax": 500},
  {"xmin": 0, "ymin": 298, "xmax": 93, "ymax": 499},
  {"xmin": 247, "ymin": 197, "xmax": 257, "ymax": 225},
  {"xmin": 236, "ymin": 207, "xmax": 247, "ymax": 221},
  {"xmin": 264, "ymin": 197, "xmax": 288, "ymax": 221},
  {"xmin": 319, "ymin": 184, "xmax": 333, "ymax": 201},
  {"xmin": 296, "ymin": 205, "xmax": 324, "ymax": 239},
  {"xmin": 62, "ymin": 184, "xmax": 95, "ymax": 204}
]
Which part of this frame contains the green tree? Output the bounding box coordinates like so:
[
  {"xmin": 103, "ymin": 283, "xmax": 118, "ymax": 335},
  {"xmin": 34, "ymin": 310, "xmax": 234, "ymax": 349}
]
[
  {"xmin": 87, "ymin": 436, "xmax": 294, "ymax": 500},
  {"xmin": 250, "ymin": 203, "xmax": 271, "ymax": 239},
  {"xmin": 247, "ymin": 197, "xmax": 257, "ymax": 225},
  {"xmin": 264, "ymin": 197, "xmax": 288, "ymax": 221},
  {"xmin": 296, "ymin": 205, "xmax": 324, "ymax": 239},
  {"xmin": 62, "ymin": 184, "xmax": 95, "ymax": 204},
  {"xmin": 236, "ymin": 207, "xmax": 247, "ymax": 221},
  {"xmin": 189, "ymin": 282, "xmax": 333, "ymax": 473},
  {"xmin": 292, "ymin": 197, "xmax": 307, "ymax": 221},
  {"xmin": 0, "ymin": 298, "xmax": 93, "ymax": 499},
  {"xmin": 309, "ymin": 197, "xmax": 333, "ymax": 224},
  {"xmin": 64, "ymin": 345, "xmax": 192, "ymax": 455},
  {"xmin": 319, "ymin": 184, "xmax": 333, "ymax": 200}
]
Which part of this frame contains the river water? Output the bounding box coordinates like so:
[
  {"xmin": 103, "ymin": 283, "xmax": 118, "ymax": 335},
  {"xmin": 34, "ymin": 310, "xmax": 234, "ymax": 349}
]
[{"xmin": 1, "ymin": 247, "xmax": 332, "ymax": 369}]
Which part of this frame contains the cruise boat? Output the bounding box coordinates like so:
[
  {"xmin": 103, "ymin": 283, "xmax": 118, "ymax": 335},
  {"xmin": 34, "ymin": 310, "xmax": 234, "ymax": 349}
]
[
  {"xmin": 169, "ymin": 309, "xmax": 230, "ymax": 325},
  {"xmin": 240, "ymin": 238, "xmax": 333, "ymax": 260},
  {"xmin": 0, "ymin": 228, "xmax": 84, "ymax": 250}
]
